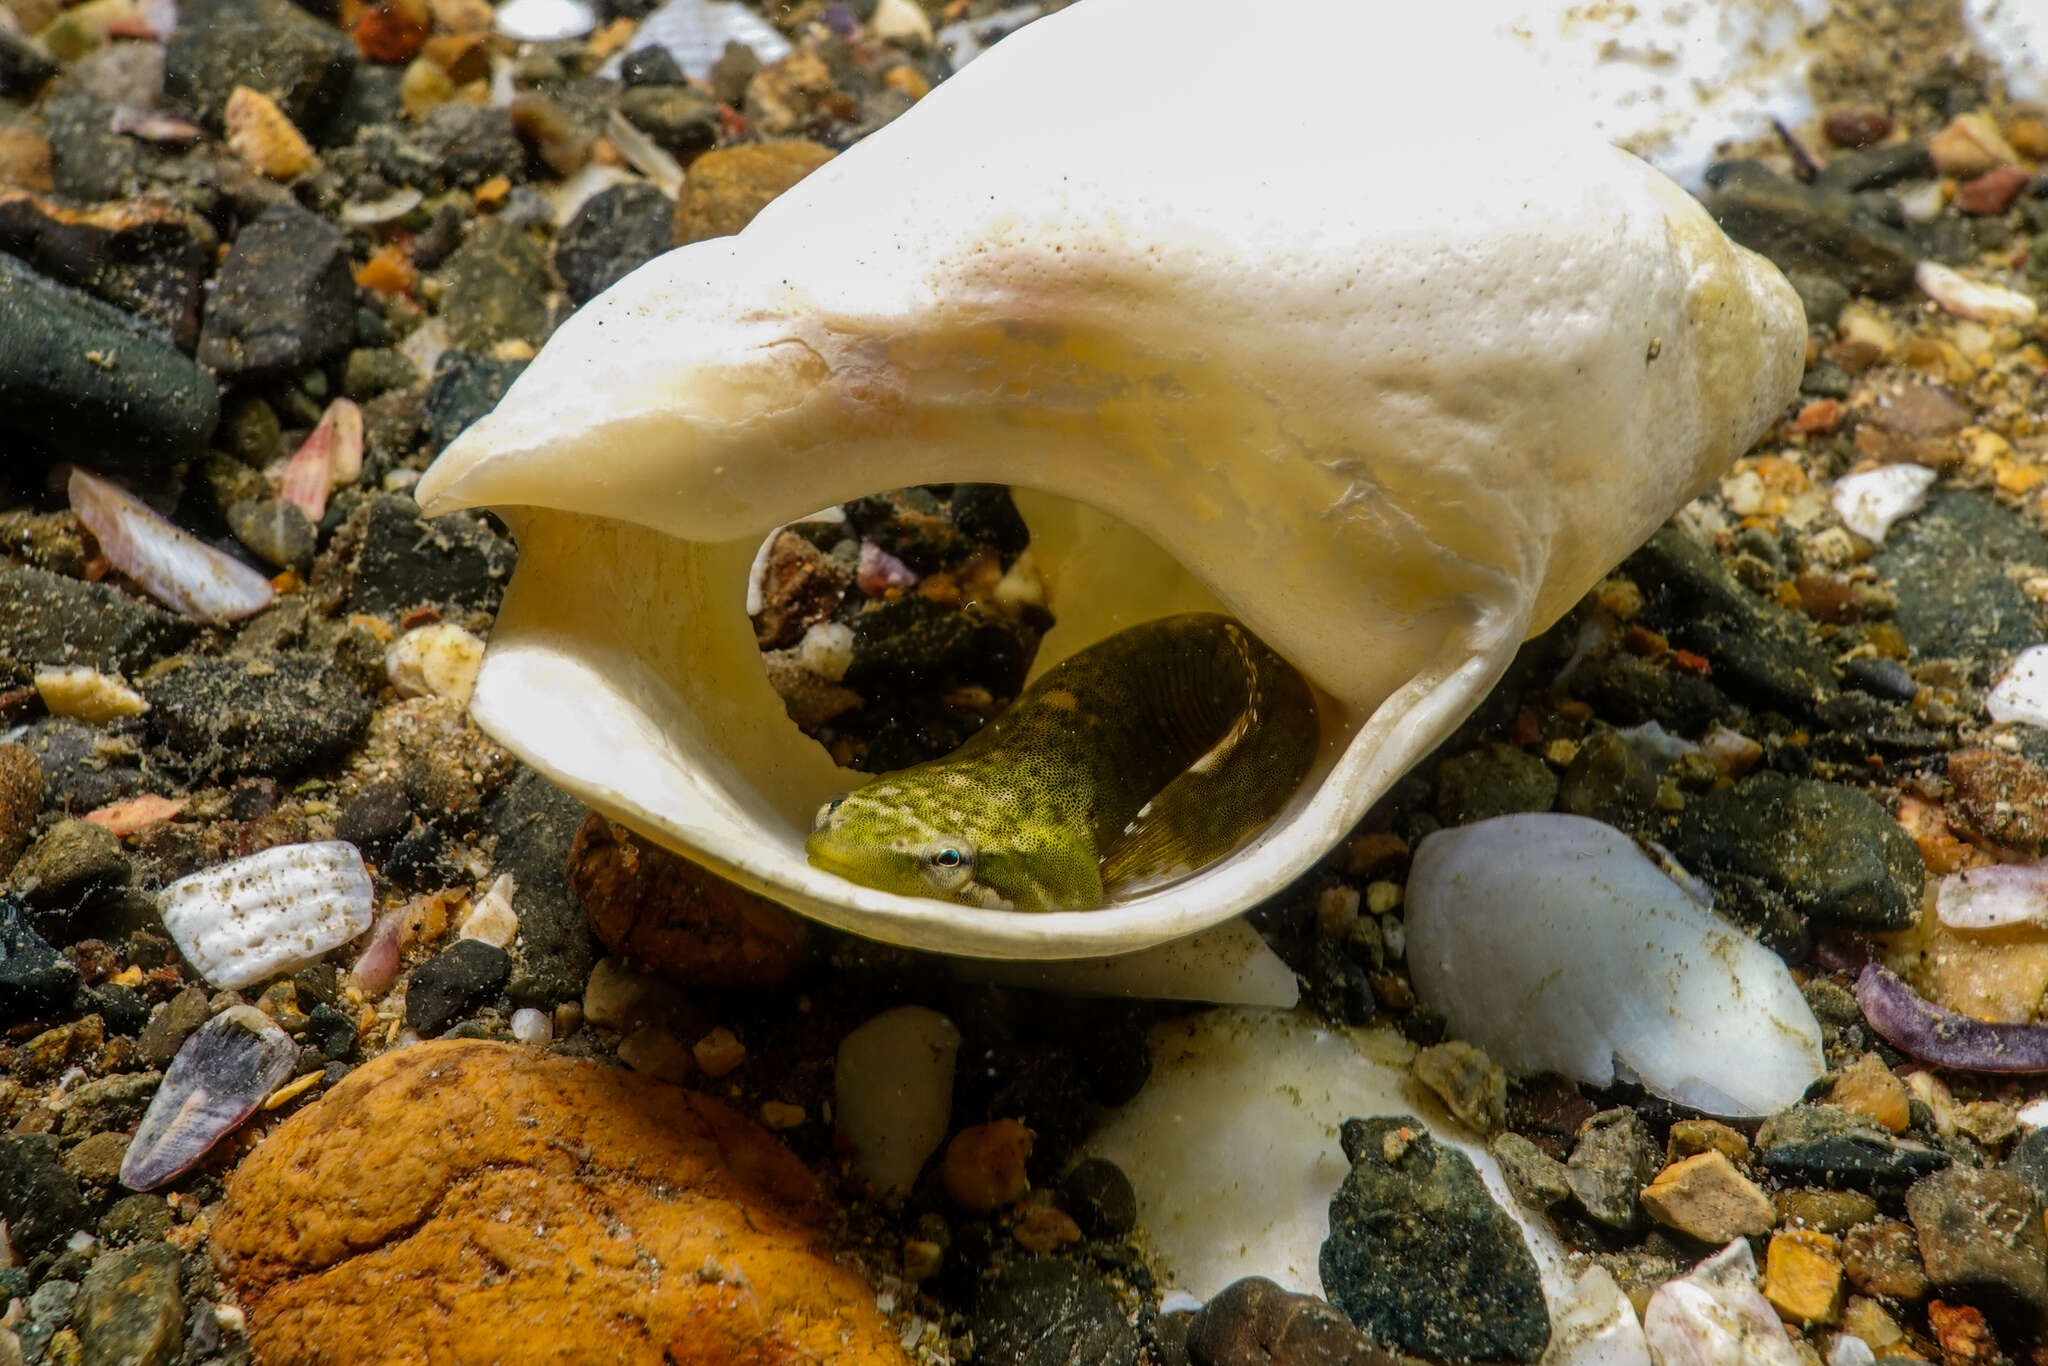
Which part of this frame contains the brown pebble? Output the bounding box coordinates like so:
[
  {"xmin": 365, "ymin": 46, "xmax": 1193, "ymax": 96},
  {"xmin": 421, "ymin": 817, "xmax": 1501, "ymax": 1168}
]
[
  {"xmin": 941, "ymin": 1119, "xmax": 1032, "ymax": 1214},
  {"xmin": 1843, "ymin": 1218, "xmax": 1932, "ymax": 1302},
  {"xmin": 1949, "ymin": 748, "xmax": 2048, "ymax": 854},
  {"xmin": 1792, "ymin": 398, "xmax": 1842, "ymax": 434},
  {"xmin": 1010, "ymin": 1200, "xmax": 1082, "ymax": 1253},
  {"xmin": 0, "ymin": 743, "xmax": 41, "ymax": 879},
  {"xmin": 509, "ymin": 93, "xmax": 590, "ymax": 177},
  {"xmin": 1929, "ymin": 112, "xmax": 2019, "ymax": 178},
  {"xmin": 569, "ymin": 815, "xmax": 809, "ymax": 992},
  {"xmin": 673, "ymin": 140, "xmax": 835, "ymax": 245},
  {"xmin": 1873, "ymin": 382, "xmax": 1973, "ymax": 439},
  {"xmin": 1667, "ymin": 1117, "xmax": 1750, "ymax": 1165},
  {"xmin": 224, "ymin": 85, "xmax": 318, "ymax": 180},
  {"xmin": 353, "ymin": 0, "xmax": 430, "ymax": 62},
  {"xmin": 1640, "ymin": 1151, "xmax": 1775, "ymax": 1244},
  {"xmin": 1956, "ymin": 164, "xmax": 2032, "ymax": 216},
  {"xmin": 2010, "ymin": 115, "xmax": 2048, "ymax": 161},
  {"xmin": 1929, "ymin": 1299, "xmax": 1996, "ymax": 1366},
  {"xmin": 1828, "ymin": 1052, "xmax": 1909, "ymax": 1133},
  {"xmin": 1823, "ymin": 109, "xmax": 1893, "ymax": 148},
  {"xmin": 0, "ymin": 126, "xmax": 55, "ymax": 193}
]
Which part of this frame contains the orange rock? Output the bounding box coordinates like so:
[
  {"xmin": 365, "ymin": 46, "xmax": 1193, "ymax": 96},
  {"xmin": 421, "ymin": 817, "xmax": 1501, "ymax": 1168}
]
[
  {"xmin": 1929, "ymin": 1300, "xmax": 1998, "ymax": 1366},
  {"xmin": 569, "ymin": 815, "xmax": 808, "ymax": 991},
  {"xmin": 354, "ymin": 243, "xmax": 418, "ymax": 296},
  {"xmin": 212, "ymin": 1040, "xmax": 911, "ymax": 1366},
  {"xmin": 354, "ymin": 0, "xmax": 430, "ymax": 62},
  {"xmin": 1764, "ymin": 1229, "xmax": 1845, "ymax": 1326},
  {"xmin": 0, "ymin": 126, "xmax": 54, "ymax": 192},
  {"xmin": 1828, "ymin": 1052, "xmax": 1910, "ymax": 1133},
  {"xmin": 942, "ymin": 1119, "xmax": 1032, "ymax": 1214}
]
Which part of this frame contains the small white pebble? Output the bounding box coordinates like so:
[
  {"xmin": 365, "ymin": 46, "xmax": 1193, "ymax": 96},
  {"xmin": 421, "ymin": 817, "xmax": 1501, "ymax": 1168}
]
[
  {"xmin": 510, "ymin": 1007, "xmax": 553, "ymax": 1044},
  {"xmin": 1916, "ymin": 260, "xmax": 2039, "ymax": 326},
  {"xmin": 1379, "ymin": 917, "xmax": 1404, "ymax": 959},
  {"xmin": 1159, "ymin": 1290, "xmax": 1202, "ymax": 1316},
  {"xmin": 459, "ymin": 873, "xmax": 519, "ymax": 948},
  {"xmin": 2017, "ymin": 1097, "xmax": 2048, "ymax": 1127},
  {"xmin": 1988, "ymin": 644, "xmax": 2048, "ymax": 728},
  {"xmin": 1719, "ymin": 469, "xmax": 1767, "ymax": 517},
  {"xmin": 385, "ymin": 622, "xmax": 486, "ymax": 706},
  {"xmin": 1828, "ymin": 1334, "xmax": 1878, "ymax": 1366},
  {"xmin": 495, "ymin": 0, "xmax": 594, "ymax": 39},
  {"xmin": 65, "ymin": 1230, "xmax": 97, "ymax": 1254},
  {"xmin": 33, "ymin": 665, "xmax": 148, "ymax": 724},
  {"xmin": 834, "ymin": 1006, "xmax": 959, "ymax": 1194},
  {"xmin": 213, "ymin": 1305, "xmax": 247, "ymax": 1336},
  {"xmin": 797, "ymin": 620, "xmax": 856, "ymax": 682},
  {"xmin": 993, "ymin": 549, "xmax": 1045, "ymax": 609},
  {"xmin": 1936, "ymin": 863, "xmax": 2048, "ymax": 929},
  {"xmin": 1831, "ymin": 463, "xmax": 1937, "ymax": 544},
  {"xmin": 1895, "ymin": 179, "xmax": 1948, "ymax": 224}
]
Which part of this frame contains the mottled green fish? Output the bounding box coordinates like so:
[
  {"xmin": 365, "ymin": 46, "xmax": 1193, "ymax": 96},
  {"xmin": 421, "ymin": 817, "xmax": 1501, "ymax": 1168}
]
[{"xmin": 805, "ymin": 613, "xmax": 1319, "ymax": 911}]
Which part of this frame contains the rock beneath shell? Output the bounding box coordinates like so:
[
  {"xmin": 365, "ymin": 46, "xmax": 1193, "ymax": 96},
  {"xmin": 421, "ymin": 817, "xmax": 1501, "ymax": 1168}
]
[
  {"xmin": 210, "ymin": 1039, "xmax": 913, "ymax": 1365},
  {"xmin": 479, "ymin": 769, "xmax": 595, "ymax": 1008},
  {"xmin": 1185, "ymin": 1277, "xmax": 1398, "ymax": 1366},
  {"xmin": 555, "ymin": 181, "xmax": 678, "ymax": 304},
  {"xmin": 568, "ymin": 814, "xmax": 808, "ymax": 991},
  {"xmin": 969, "ymin": 1258, "xmax": 1138, "ymax": 1366},
  {"xmin": 834, "ymin": 1005, "xmax": 960, "ymax": 1196},
  {"xmin": 160, "ymin": 842, "xmax": 373, "ymax": 990},
  {"xmin": 672, "ymin": 139, "xmax": 835, "ymax": 244},
  {"xmin": 1699, "ymin": 160, "xmax": 1918, "ymax": 297},
  {"xmin": 337, "ymin": 491, "xmax": 515, "ymax": 619},
  {"xmin": 120, "ymin": 1005, "xmax": 299, "ymax": 1190},
  {"xmin": 1321, "ymin": 1116, "xmax": 1550, "ymax": 1363}
]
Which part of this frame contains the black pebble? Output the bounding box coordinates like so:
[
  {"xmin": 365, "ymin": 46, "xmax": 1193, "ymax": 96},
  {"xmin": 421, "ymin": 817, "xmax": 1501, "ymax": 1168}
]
[
  {"xmin": 619, "ymin": 45, "xmax": 685, "ymax": 86},
  {"xmin": 335, "ymin": 779, "xmax": 412, "ymax": 849},
  {"xmin": 1057, "ymin": 1157, "xmax": 1136, "ymax": 1238},
  {"xmin": 303, "ymin": 1002, "xmax": 357, "ymax": 1061},
  {"xmin": 405, "ymin": 939, "xmax": 511, "ymax": 1037}
]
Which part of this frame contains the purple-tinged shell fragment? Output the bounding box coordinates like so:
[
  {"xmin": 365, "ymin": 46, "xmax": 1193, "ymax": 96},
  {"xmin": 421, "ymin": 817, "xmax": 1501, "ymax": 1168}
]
[
  {"xmin": 119, "ymin": 1005, "xmax": 300, "ymax": 1190},
  {"xmin": 1855, "ymin": 964, "xmax": 2048, "ymax": 1073}
]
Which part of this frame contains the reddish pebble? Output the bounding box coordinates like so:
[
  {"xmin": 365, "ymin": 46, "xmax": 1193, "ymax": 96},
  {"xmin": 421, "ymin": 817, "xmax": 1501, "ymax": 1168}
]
[
  {"xmin": 1823, "ymin": 109, "xmax": 1893, "ymax": 148},
  {"xmin": 1792, "ymin": 398, "xmax": 1842, "ymax": 435},
  {"xmin": 1668, "ymin": 649, "xmax": 1712, "ymax": 676},
  {"xmin": 1929, "ymin": 1300, "xmax": 1997, "ymax": 1366},
  {"xmin": 1956, "ymin": 165, "xmax": 2032, "ymax": 216},
  {"xmin": 353, "ymin": 0, "xmax": 429, "ymax": 61}
]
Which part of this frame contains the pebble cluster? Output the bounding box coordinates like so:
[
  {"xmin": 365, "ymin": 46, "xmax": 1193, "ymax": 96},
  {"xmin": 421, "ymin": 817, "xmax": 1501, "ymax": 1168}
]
[{"xmin": 7, "ymin": 0, "xmax": 2048, "ymax": 1365}]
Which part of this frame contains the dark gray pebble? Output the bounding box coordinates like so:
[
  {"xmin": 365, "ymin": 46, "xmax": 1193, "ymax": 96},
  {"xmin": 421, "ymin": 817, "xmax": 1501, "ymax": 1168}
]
[
  {"xmin": 1871, "ymin": 490, "xmax": 2048, "ymax": 680},
  {"xmin": 405, "ymin": 938, "xmax": 511, "ymax": 1036},
  {"xmin": 1319, "ymin": 1116, "xmax": 1549, "ymax": 1363},
  {"xmin": 1843, "ymin": 656, "xmax": 1918, "ymax": 702},
  {"xmin": 1565, "ymin": 1109, "xmax": 1657, "ymax": 1230},
  {"xmin": 164, "ymin": 0, "xmax": 355, "ymax": 131},
  {"xmin": 1814, "ymin": 142, "xmax": 1935, "ymax": 193},
  {"xmin": 0, "ymin": 29, "xmax": 55, "ymax": 97},
  {"xmin": 98, "ymin": 1193, "xmax": 173, "ymax": 1248},
  {"xmin": 0, "ymin": 894, "xmax": 81, "ymax": 1025},
  {"xmin": 1905, "ymin": 1167, "xmax": 2048, "ymax": 1318},
  {"xmin": 0, "ymin": 1133, "xmax": 89, "ymax": 1255},
  {"xmin": 196, "ymin": 203, "xmax": 356, "ymax": 380},
  {"xmin": 435, "ymin": 220, "xmax": 553, "ymax": 352},
  {"xmin": 225, "ymin": 497, "xmax": 317, "ymax": 572},
  {"xmin": 970, "ymin": 1258, "xmax": 1139, "ymax": 1366},
  {"xmin": 1756, "ymin": 1105, "xmax": 1949, "ymax": 1188},
  {"xmin": 1057, "ymin": 1157, "xmax": 1136, "ymax": 1238},
  {"xmin": 339, "ymin": 491, "xmax": 516, "ymax": 618},
  {"xmin": 483, "ymin": 768, "xmax": 596, "ymax": 1008},
  {"xmin": 136, "ymin": 985, "xmax": 211, "ymax": 1070},
  {"xmin": 0, "ymin": 255, "xmax": 218, "ymax": 476},
  {"xmin": 424, "ymin": 350, "xmax": 529, "ymax": 450},
  {"xmin": 304, "ymin": 1002, "xmax": 358, "ymax": 1061},
  {"xmin": 1434, "ymin": 742, "xmax": 1558, "ymax": 828},
  {"xmin": 336, "ymin": 779, "xmax": 413, "ymax": 849},
  {"xmin": 1700, "ymin": 159, "xmax": 1919, "ymax": 297},
  {"xmin": 12, "ymin": 819, "xmax": 130, "ymax": 918},
  {"xmin": 0, "ymin": 565, "xmax": 196, "ymax": 678},
  {"xmin": 618, "ymin": 83, "xmax": 720, "ymax": 160},
  {"xmin": 620, "ymin": 45, "xmax": 686, "ymax": 86},
  {"xmin": 556, "ymin": 182, "xmax": 677, "ymax": 305},
  {"xmin": 141, "ymin": 653, "xmax": 373, "ymax": 781},
  {"xmin": 0, "ymin": 186, "xmax": 213, "ymax": 349}
]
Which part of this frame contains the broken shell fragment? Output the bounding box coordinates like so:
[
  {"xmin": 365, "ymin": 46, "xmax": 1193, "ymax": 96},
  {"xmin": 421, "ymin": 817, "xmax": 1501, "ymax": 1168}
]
[
  {"xmin": 1831, "ymin": 463, "xmax": 1935, "ymax": 544},
  {"xmin": 119, "ymin": 1005, "xmax": 300, "ymax": 1190},
  {"xmin": 1935, "ymin": 862, "xmax": 2048, "ymax": 929},
  {"xmin": 160, "ymin": 842, "xmax": 375, "ymax": 990},
  {"xmin": 1406, "ymin": 814, "xmax": 1823, "ymax": 1117},
  {"xmin": 68, "ymin": 467, "xmax": 274, "ymax": 626},
  {"xmin": 1987, "ymin": 644, "xmax": 2048, "ymax": 728},
  {"xmin": 414, "ymin": 0, "xmax": 1802, "ymax": 961},
  {"xmin": 32, "ymin": 665, "xmax": 147, "ymax": 724},
  {"xmin": 385, "ymin": 622, "xmax": 487, "ymax": 705}
]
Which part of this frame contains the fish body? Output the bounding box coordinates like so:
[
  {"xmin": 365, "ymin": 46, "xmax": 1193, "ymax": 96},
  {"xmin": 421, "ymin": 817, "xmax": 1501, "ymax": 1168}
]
[{"xmin": 806, "ymin": 614, "xmax": 1318, "ymax": 910}]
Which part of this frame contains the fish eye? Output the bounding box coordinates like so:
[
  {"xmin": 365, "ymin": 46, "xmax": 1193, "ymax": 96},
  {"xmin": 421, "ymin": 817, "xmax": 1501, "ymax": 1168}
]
[
  {"xmin": 813, "ymin": 794, "xmax": 848, "ymax": 831},
  {"xmin": 920, "ymin": 843, "xmax": 976, "ymax": 891}
]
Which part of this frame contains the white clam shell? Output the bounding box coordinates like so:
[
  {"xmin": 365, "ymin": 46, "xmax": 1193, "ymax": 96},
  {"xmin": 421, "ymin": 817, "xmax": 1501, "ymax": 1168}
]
[
  {"xmin": 415, "ymin": 0, "xmax": 1803, "ymax": 960},
  {"xmin": 160, "ymin": 841, "xmax": 375, "ymax": 989}
]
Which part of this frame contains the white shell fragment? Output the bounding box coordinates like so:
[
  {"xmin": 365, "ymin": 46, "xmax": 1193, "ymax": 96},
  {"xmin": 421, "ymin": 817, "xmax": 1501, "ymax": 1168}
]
[
  {"xmin": 1642, "ymin": 1241, "xmax": 1804, "ymax": 1366},
  {"xmin": 32, "ymin": 665, "xmax": 147, "ymax": 724},
  {"xmin": 510, "ymin": 1006, "xmax": 554, "ymax": 1044},
  {"xmin": 459, "ymin": 873, "xmax": 519, "ymax": 947},
  {"xmin": 1936, "ymin": 863, "xmax": 2048, "ymax": 930},
  {"xmin": 1831, "ymin": 464, "xmax": 1937, "ymax": 544},
  {"xmin": 833, "ymin": 1006, "xmax": 962, "ymax": 1195},
  {"xmin": 414, "ymin": 0, "xmax": 1803, "ymax": 962},
  {"xmin": 1085, "ymin": 1008, "xmax": 1571, "ymax": 1305},
  {"xmin": 1989, "ymin": 645, "xmax": 2048, "ymax": 728},
  {"xmin": 68, "ymin": 467, "xmax": 274, "ymax": 626},
  {"xmin": 868, "ymin": 0, "xmax": 932, "ymax": 48},
  {"xmin": 1406, "ymin": 814, "xmax": 1824, "ymax": 1117},
  {"xmin": 1916, "ymin": 261, "xmax": 2040, "ymax": 327},
  {"xmin": 386, "ymin": 622, "xmax": 487, "ymax": 705},
  {"xmin": 608, "ymin": 0, "xmax": 790, "ymax": 80},
  {"xmin": 495, "ymin": 0, "xmax": 595, "ymax": 41},
  {"xmin": 119, "ymin": 1005, "xmax": 299, "ymax": 1190},
  {"xmin": 161, "ymin": 842, "xmax": 375, "ymax": 990},
  {"xmin": 1547, "ymin": 1268, "xmax": 1652, "ymax": 1366}
]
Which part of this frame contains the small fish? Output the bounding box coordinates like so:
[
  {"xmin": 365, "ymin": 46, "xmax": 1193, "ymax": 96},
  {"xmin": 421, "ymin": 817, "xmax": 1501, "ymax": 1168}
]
[{"xmin": 806, "ymin": 613, "xmax": 1318, "ymax": 910}]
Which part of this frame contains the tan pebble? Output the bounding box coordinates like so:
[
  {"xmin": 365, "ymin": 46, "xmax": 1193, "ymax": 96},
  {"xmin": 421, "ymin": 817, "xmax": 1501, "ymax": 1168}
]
[
  {"xmin": 1774, "ymin": 1188, "xmax": 1878, "ymax": 1235},
  {"xmin": 759, "ymin": 1100, "xmax": 805, "ymax": 1130},
  {"xmin": 2010, "ymin": 114, "xmax": 2048, "ymax": 161},
  {"xmin": 1640, "ymin": 1150, "xmax": 1775, "ymax": 1243},
  {"xmin": 691, "ymin": 1027, "xmax": 746, "ymax": 1077},
  {"xmin": 225, "ymin": 86, "xmax": 318, "ymax": 180},
  {"xmin": 883, "ymin": 64, "xmax": 930, "ymax": 101},
  {"xmin": 1666, "ymin": 1117, "xmax": 1751, "ymax": 1165},
  {"xmin": 1011, "ymin": 1201, "xmax": 1082, "ymax": 1253},
  {"xmin": 399, "ymin": 54, "xmax": 456, "ymax": 118},
  {"xmin": 673, "ymin": 141, "xmax": 835, "ymax": 245},
  {"xmin": 1929, "ymin": 112, "xmax": 2020, "ymax": 178},
  {"xmin": 0, "ymin": 125, "xmax": 55, "ymax": 192},
  {"xmin": 457, "ymin": 875, "xmax": 518, "ymax": 949},
  {"xmin": 1840, "ymin": 1295, "xmax": 1907, "ymax": 1353},
  {"xmin": 1411, "ymin": 1040, "xmax": 1505, "ymax": 1137},
  {"xmin": 617, "ymin": 1026, "xmax": 694, "ymax": 1083},
  {"xmin": 262, "ymin": 1070, "xmax": 324, "ymax": 1111},
  {"xmin": 427, "ymin": 0, "xmax": 493, "ymax": 31},
  {"xmin": 1765, "ymin": 1229, "xmax": 1846, "ymax": 1326},
  {"xmin": 384, "ymin": 622, "xmax": 485, "ymax": 705},
  {"xmin": 942, "ymin": 1118, "xmax": 1032, "ymax": 1213},
  {"xmin": 1828, "ymin": 1052, "xmax": 1910, "ymax": 1133},
  {"xmin": 1364, "ymin": 880, "xmax": 1402, "ymax": 915},
  {"xmin": 33, "ymin": 665, "xmax": 146, "ymax": 723},
  {"xmin": 1315, "ymin": 884, "xmax": 1359, "ymax": 936}
]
